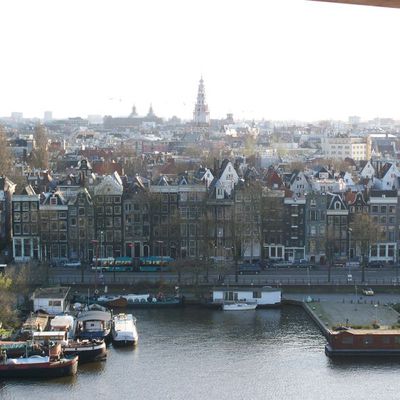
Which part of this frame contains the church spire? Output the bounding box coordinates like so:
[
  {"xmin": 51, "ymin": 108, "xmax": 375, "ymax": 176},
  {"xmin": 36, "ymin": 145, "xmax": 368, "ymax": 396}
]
[{"xmin": 193, "ymin": 76, "xmax": 210, "ymax": 126}]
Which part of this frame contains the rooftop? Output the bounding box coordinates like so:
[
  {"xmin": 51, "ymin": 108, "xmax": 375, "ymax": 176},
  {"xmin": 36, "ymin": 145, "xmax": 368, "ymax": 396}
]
[{"xmin": 32, "ymin": 286, "xmax": 70, "ymax": 300}]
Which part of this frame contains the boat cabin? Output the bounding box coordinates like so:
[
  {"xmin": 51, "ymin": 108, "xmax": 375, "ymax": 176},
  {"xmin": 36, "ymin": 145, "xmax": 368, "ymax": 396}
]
[
  {"xmin": 326, "ymin": 328, "xmax": 400, "ymax": 356},
  {"xmin": 212, "ymin": 286, "xmax": 281, "ymax": 307},
  {"xmin": 32, "ymin": 331, "xmax": 67, "ymax": 345},
  {"xmin": 32, "ymin": 287, "xmax": 71, "ymax": 315}
]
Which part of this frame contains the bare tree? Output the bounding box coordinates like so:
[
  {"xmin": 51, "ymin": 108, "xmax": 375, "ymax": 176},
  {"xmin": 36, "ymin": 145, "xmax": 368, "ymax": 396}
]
[
  {"xmin": 349, "ymin": 214, "xmax": 383, "ymax": 283},
  {"xmin": 29, "ymin": 124, "xmax": 49, "ymax": 169},
  {"xmin": 0, "ymin": 125, "xmax": 13, "ymax": 175}
]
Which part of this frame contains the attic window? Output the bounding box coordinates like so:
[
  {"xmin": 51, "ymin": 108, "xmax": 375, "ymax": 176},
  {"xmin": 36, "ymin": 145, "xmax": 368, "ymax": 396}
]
[
  {"xmin": 50, "ymin": 197, "xmax": 57, "ymax": 206},
  {"xmin": 335, "ymin": 201, "xmax": 340, "ymax": 210}
]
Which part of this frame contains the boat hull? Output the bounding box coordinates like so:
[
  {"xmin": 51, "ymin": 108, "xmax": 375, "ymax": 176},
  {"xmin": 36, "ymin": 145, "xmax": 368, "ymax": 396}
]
[
  {"xmin": 63, "ymin": 341, "xmax": 107, "ymax": 363},
  {"xmin": 222, "ymin": 303, "xmax": 257, "ymax": 311},
  {"xmin": 112, "ymin": 339, "xmax": 138, "ymax": 347},
  {"xmin": 325, "ymin": 344, "xmax": 400, "ymax": 357},
  {"xmin": 125, "ymin": 298, "xmax": 183, "ymax": 308},
  {"xmin": 0, "ymin": 356, "xmax": 78, "ymax": 379}
]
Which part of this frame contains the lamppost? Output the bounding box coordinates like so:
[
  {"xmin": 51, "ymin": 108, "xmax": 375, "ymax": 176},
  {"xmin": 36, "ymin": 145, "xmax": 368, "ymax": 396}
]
[
  {"xmin": 91, "ymin": 239, "xmax": 99, "ymax": 295},
  {"xmin": 348, "ymin": 227, "xmax": 352, "ymax": 261},
  {"xmin": 156, "ymin": 240, "xmax": 164, "ymax": 282},
  {"xmin": 128, "ymin": 242, "xmax": 134, "ymax": 271}
]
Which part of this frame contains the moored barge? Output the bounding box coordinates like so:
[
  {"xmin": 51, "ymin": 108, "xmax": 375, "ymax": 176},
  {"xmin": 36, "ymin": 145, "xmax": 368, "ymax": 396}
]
[{"xmin": 326, "ymin": 328, "xmax": 400, "ymax": 357}]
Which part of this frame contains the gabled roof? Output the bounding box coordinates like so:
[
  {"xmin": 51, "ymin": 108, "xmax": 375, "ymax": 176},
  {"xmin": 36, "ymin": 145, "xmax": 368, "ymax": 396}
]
[{"xmin": 327, "ymin": 193, "xmax": 347, "ymax": 211}]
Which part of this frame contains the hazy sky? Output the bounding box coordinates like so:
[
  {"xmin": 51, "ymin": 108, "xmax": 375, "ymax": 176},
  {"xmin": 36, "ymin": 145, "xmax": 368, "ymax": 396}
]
[{"xmin": 1, "ymin": 0, "xmax": 400, "ymax": 121}]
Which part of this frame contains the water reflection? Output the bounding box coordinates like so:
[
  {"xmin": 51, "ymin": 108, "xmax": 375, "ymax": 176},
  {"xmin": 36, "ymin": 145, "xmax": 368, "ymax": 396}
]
[{"xmin": 2, "ymin": 306, "xmax": 400, "ymax": 400}]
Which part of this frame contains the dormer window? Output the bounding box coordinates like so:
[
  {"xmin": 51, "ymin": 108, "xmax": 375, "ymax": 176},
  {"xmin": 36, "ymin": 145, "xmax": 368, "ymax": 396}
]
[
  {"xmin": 334, "ymin": 201, "xmax": 341, "ymax": 210},
  {"xmin": 50, "ymin": 197, "xmax": 57, "ymax": 206}
]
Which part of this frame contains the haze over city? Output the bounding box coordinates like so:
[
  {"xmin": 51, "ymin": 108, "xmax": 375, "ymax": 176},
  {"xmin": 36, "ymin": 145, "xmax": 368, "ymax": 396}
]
[{"xmin": 2, "ymin": 0, "xmax": 400, "ymax": 121}]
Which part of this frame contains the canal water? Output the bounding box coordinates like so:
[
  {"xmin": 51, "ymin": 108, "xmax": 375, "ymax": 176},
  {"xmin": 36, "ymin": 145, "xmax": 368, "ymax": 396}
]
[{"xmin": 1, "ymin": 306, "xmax": 400, "ymax": 400}]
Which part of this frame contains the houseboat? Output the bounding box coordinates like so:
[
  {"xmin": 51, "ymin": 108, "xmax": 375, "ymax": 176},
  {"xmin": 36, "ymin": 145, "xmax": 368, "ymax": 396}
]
[
  {"xmin": 97, "ymin": 295, "xmax": 128, "ymax": 308},
  {"xmin": 210, "ymin": 286, "xmax": 281, "ymax": 308},
  {"xmin": 222, "ymin": 302, "xmax": 257, "ymax": 311},
  {"xmin": 75, "ymin": 309, "xmax": 112, "ymax": 341},
  {"xmin": 112, "ymin": 314, "xmax": 138, "ymax": 346},
  {"xmin": 325, "ymin": 328, "xmax": 400, "ymax": 357},
  {"xmin": 32, "ymin": 287, "xmax": 70, "ymax": 315},
  {"xmin": 48, "ymin": 317, "xmax": 107, "ymax": 362},
  {"xmin": 19, "ymin": 313, "xmax": 50, "ymax": 340},
  {"xmin": 0, "ymin": 343, "xmax": 78, "ymax": 379},
  {"xmin": 123, "ymin": 293, "xmax": 183, "ymax": 308}
]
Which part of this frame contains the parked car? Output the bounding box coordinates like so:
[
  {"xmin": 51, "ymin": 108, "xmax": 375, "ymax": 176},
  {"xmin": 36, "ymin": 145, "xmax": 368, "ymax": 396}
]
[
  {"xmin": 238, "ymin": 263, "xmax": 262, "ymax": 275},
  {"xmin": 362, "ymin": 287, "xmax": 374, "ymax": 296},
  {"xmin": 368, "ymin": 261, "xmax": 384, "ymax": 268},
  {"xmin": 64, "ymin": 260, "xmax": 81, "ymax": 268}
]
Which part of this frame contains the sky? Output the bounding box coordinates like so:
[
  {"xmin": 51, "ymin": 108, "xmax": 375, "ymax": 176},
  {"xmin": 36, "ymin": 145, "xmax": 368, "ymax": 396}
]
[{"xmin": 1, "ymin": 0, "xmax": 400, "ymax": 122}]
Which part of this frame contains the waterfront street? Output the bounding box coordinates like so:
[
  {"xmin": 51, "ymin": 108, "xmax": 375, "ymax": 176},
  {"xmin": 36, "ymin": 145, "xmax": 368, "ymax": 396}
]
[{"xmin": 47, "ymin": 265, "xmax": 400, "ymax": 287}]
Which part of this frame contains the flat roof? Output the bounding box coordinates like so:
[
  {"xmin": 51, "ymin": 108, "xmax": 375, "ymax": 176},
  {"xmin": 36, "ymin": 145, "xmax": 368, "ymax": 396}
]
[{"xmin": 33, "ymin": 286, "xmax": 70, "ymax": 299}]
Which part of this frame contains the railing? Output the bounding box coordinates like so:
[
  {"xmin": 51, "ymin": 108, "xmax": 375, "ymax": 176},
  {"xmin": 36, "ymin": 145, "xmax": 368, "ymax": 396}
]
[{"xmin": 45, "ymin": 274, "xmax": 400, "ymax": 287}]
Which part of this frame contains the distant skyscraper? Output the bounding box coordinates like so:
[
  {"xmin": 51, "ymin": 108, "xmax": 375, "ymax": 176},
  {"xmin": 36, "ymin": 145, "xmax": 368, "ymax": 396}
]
[
  {"xmin": 193, "ymin": 76, "xmax": 210, "ymax": 126},
  {"xmin": 348, "ymin": 115, "xmax": 360, "ymax": 126},
  {"xmin": 11, "ymin": 112, "xmax": 23, "ymax": 121},
  {"xmin": 44, "ymin": 111, "xmax": 53, "ymax": 122}
]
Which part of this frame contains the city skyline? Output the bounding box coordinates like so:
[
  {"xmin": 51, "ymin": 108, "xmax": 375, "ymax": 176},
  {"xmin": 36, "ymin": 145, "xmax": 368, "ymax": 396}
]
[{"xmin": 2, "ymin": 0, "xmax": 400, "ymax": 121}]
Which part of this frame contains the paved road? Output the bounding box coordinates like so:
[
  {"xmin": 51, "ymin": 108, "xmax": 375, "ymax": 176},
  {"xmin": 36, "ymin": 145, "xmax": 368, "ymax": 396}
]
[{"xmin": 48, "ymin": 266, "xmax": 400, "ymax": 286}]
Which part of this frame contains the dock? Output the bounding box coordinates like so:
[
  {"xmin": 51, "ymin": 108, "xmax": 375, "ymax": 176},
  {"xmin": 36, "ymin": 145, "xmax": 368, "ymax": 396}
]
[{"xmin": 290, "ymin": 297, "xmax": 400, "ymax": 356}]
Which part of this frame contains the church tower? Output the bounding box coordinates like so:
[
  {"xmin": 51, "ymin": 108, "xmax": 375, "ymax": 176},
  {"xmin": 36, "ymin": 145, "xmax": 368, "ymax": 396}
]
[{"xmin": 193, "ymin": 76, "xmax": 210, "ymax": 126}]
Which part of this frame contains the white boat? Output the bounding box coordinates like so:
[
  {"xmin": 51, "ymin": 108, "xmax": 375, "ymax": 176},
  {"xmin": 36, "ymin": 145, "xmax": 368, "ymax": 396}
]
[
  {"xmin": 112, "ymin": 313, "xmax": 138, "ymax": 346},
  {"xmin": 222, "ymin": 302, "xmax": 257, "ymax": 311}
]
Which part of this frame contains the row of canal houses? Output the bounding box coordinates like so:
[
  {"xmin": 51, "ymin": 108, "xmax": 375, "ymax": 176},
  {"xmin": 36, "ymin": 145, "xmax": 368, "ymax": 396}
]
[{"xmin": 1, "ymin": 158, "xmax": 400, "ymax": 265}]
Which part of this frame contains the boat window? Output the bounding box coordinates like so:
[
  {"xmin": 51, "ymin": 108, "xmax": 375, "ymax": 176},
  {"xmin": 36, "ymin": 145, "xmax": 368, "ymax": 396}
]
[
  {"xmin": 253, "ymin": 291, "xmax": 261, "ymax": 299},
  {"xmin": 363, "ymin": 336, "xmax": 373, "ymax": 345},
  {"xmin": 382, "ymin": 337, "xmax": 391, "ymax": 345},
  {"xmin": 341, "ymin": 336, "xmax": 353, "ymax": 345}
]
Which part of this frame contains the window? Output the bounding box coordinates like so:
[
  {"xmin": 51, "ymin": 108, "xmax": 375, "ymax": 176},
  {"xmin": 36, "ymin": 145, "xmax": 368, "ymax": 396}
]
[
  {"xmin": 79, "ymin": 208, "xmax": 85, "ymax": 216},
  {"xmin": 105, "ymin": 206, "xmax": 113, "ymax": 215},
  {"xmin": 13, "ymin": 224, "xmax": 21, "ymax": 235},
  {"xmin": 23, "ymin": 225, "xmax": 30, "ymax": 235},
  {"xmin": 114, "ymin": 197, "xmax": 121, "ymax": 204},
  {"xmin": 59, "ymin": 221, "xmax": 67, "ymax": 231},
  {"xmin": 22, "ymin": 213, "xmax": 29, "ymax": 222},
  {"xmin": 381, "ymin": 206, "xmax": 387, "ymax": 213},
  {"xmin": 13, "ymin": 202, "xmax": 20, "ymax": 211},
  {"xmin": 50, "ymin": 197, "xmax": 57, "ymax": 206},
  {"xmin": 22, "ymin": 202, "xmax": 29, "ymax": 211},
  {"xmin": 341, "ymin": 336, "xmax": 354, "ymax": 345},
  {"xmin": 114, "ymin": 206, "xmax": 121, "ymax": 215},
  {"xmin": 372, "ymin": 205, "xmax": 378, "ymax": 213},
  {"xmin": 363, "ymin": 336, "xmax": 373, "ymax": 345},
  {"xmin": 14, "ymin": 212, "xmax": 21, "ymax": 222}
]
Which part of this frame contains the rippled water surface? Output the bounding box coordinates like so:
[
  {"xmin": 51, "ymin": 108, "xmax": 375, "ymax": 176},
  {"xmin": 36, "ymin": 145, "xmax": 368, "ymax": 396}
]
[{"xmin": 1, "ymin": 306, "xmax": 400, "ymax": 400}]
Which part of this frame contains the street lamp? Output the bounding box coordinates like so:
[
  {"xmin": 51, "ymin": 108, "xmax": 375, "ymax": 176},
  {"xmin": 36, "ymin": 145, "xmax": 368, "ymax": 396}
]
[
  {"xmin": 156, "ymin": 240, "xmax": 164, "ymax": 280},
  {"xmin": 348, "ymin": 227, "xmax": 352, "ymax": 261},
  {"xmin": 91, "ymin": 239, "xmax": 99, "ymax": 295},
  {"xmin": 128, "ymin": 242, "xmax": 134, "ymax": 271}
]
